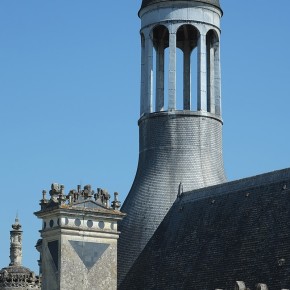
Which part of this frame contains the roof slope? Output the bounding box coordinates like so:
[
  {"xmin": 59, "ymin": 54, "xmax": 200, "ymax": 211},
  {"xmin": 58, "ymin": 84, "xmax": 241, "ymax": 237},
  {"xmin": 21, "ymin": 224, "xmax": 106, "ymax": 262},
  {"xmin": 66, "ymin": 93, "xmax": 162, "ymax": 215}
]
[{"xmin": 120, "ymin": 168, "xmax": 290, "ymax": 290}]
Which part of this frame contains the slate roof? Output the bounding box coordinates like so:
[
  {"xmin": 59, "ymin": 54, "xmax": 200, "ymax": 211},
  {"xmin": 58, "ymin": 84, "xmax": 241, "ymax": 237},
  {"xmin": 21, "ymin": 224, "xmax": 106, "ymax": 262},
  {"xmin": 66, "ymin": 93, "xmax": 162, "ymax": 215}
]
[
  {"xmin": 140, "ymin": 0, "xmax": 221, "ymax": 10},
  {"xmin": 120, "ymin": 168, "xmax": 290, "ymax": 290}
]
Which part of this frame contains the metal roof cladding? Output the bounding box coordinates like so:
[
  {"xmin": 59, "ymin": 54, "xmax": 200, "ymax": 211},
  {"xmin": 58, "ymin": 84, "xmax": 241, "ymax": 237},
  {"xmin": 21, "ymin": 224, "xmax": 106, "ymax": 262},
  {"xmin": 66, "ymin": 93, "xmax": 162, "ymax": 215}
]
[{"xmin": 140, "ymin": 0, "xmax": 221, "ymax": 10}]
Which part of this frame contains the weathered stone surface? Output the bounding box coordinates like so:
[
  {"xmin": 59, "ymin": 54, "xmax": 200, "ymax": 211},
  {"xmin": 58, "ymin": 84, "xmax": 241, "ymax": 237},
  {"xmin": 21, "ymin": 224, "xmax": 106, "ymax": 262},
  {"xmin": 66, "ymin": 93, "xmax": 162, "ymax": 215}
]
[
  {"xmin": 60, "ymin": 235, "xmax": 117, "ymax": 290},
  {"xmin": 35, "ymin": 183, "xmax": 125, "ymax": 290},
  {"xmin": 69, "ymin": 241, "xmax": 109, "ymax": 270}
]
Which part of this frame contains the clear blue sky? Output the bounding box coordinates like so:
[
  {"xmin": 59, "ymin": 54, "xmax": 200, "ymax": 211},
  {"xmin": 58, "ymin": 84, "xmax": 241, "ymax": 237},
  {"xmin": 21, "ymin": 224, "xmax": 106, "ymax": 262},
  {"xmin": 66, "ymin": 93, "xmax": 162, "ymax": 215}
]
[{"xmin": 0, "ymin": 1, "xmax": 289, "ymax": 273}]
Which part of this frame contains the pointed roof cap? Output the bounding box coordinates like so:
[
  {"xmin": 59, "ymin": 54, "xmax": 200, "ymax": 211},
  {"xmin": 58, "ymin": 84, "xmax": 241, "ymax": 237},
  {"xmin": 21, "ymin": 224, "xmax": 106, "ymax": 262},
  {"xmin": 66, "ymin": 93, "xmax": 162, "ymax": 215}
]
[{"xmin": 140, "ymin": 0, "xmax": 221, "ymax": 11}]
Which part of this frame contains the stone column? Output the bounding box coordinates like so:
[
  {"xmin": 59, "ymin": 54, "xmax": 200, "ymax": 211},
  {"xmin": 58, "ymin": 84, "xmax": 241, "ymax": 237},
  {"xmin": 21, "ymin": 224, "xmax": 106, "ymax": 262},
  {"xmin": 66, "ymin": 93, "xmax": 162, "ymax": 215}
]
[
  {"xmin": 156, "ymin": 40, "xmax": 165, "ymax": 111},
  {"xmin": 9, "ymin": 217, "xmax": 22, "ymax": 267},
  {"xmin": 145, "ymin": 32, "xmax": 153, "ymax": 113},
  {"xmin": 197, "ymin": 33, "xmax": 207, "ymax": 111},
  {"xmin": 214, "ymin": 40, "xmax": 222, "ymax": 116},
  {"xmin": 207, "ymin": 41, "xmax": 215, "ymax": 113},
  {"xmin": 168, "ymin": 28, "xmax": 176, "ymax": 110},
  {"xmin": 183, "ymin": 42, "xmax": 191, "ymax": 110},
  {"xmin": 140, "ymin": 34, "xmax": 146, "ymax": 115}
]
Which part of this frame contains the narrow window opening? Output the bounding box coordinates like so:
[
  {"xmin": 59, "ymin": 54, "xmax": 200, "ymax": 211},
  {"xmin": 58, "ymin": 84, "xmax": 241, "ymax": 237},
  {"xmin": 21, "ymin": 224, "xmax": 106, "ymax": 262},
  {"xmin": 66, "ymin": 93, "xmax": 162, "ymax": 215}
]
[
  {"xmin": 176, "ymin": 25, "xmax": 199, "ymax": 111},
  {"xmin": 206, "ymin": 30, "xmax": 220, "ymax": 114},
  {"xmin": 152, "ymin": 25, "xmax": 169, "ymax": 112}
]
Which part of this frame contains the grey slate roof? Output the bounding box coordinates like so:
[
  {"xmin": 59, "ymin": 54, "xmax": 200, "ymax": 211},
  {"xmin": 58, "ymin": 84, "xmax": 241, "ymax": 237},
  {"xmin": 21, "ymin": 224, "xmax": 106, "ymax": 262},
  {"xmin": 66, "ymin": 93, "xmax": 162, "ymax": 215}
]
[
  {"xmin": 140, "ymin": 0, "xmax": 221, "ymax": 10},
  {"xmin": 118, "ymin": 112, "xmax": 226, "ymax": 284},
  {"xmin": 120, "ymin": 167, "xmax": 290, "ymax": 290}
]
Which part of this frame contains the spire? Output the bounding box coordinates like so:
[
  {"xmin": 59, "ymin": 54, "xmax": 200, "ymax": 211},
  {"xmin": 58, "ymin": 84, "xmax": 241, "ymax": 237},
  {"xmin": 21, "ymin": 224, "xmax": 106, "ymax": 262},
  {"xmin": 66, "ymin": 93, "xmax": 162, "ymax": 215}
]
[{"xmin": 9, "ymin": 216, "xmax": 23, "ymax": 266}]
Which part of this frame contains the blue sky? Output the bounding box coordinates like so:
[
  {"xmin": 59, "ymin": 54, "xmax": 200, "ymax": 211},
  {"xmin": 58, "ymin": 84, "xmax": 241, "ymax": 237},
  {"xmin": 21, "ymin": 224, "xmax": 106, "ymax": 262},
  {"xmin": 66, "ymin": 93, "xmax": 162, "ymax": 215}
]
[{"xmin": 0, "ymin": 1, "xmax": 289, "ymax": 272}]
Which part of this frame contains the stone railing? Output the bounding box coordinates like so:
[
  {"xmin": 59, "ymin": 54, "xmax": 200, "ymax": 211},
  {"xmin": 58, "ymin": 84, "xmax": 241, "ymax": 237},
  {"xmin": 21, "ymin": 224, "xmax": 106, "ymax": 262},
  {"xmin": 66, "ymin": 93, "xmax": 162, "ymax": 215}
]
[{"xmin": 215, "ymin": 281, "xmax": 289, "ymax": 290}]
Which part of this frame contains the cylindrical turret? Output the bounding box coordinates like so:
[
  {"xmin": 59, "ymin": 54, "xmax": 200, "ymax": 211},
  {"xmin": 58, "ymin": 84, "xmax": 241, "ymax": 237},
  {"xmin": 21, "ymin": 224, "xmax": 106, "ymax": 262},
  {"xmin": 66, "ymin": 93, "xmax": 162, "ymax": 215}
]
[
  {"xmin": 9, "ymin": 217, "xmax": 22, "ymax": 267},
  {"xmin": 0, "ymin": 218, "xmax": 40, "ymax": 290},
  {"xmin": 118, "ymin": 0, "xmax": 226, "ymax": 284}
]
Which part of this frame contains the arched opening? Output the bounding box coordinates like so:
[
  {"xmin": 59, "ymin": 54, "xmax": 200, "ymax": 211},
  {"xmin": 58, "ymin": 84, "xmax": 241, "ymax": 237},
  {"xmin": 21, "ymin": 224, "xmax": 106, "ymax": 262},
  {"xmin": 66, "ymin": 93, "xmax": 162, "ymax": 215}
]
[
  {"xmin": 206, "ymin": 30, "xmax": 220, "ymax": 115},
  {"xmin": 176, "ymin": 24, "xmax": 200, "ymax": 111},
  {"xmin": 152, "ymin": 25, "xmax": 169, "ymax": 112}
]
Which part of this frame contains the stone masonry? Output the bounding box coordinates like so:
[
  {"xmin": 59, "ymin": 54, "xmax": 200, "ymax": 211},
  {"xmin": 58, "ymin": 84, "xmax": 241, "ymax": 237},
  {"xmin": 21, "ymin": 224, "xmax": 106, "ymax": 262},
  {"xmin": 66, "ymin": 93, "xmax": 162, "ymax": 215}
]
[{"xmin": 35, "ymin": 183, "xmax": 125, "ymax": 290}]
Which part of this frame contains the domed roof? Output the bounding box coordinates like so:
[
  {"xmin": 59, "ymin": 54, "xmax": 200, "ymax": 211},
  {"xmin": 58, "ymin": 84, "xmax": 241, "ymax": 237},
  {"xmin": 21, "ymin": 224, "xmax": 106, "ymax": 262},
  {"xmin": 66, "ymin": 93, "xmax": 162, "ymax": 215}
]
[
  {"xmin": 0, "ymin": 266, "xmax": 40, "ymax": 289},
  {"xmin": 0, "ymin": 265, "xmax": 32, "ymax": 275},
  {"xmin": 0, "ymin": 218, "xmax": 41, "ymax": 289},
  {"xmin": 140, "ymin": 0, "xmax": 221, "ymax": 11}
]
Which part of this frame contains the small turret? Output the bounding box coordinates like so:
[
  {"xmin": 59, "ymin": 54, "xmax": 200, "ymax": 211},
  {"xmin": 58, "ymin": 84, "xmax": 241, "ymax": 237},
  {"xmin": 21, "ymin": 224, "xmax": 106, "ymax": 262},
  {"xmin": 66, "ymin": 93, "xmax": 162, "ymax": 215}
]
[
  {"xmin": 118, "ymin": 0, "xmax": 226, "ymax": 284},
  {"xmin": 9, "ymin": 216, "xmax": 22, "ymax": 266},
  {"xmin": 0, "ymin": 217, "xmax": 40, "ymax": 290}
]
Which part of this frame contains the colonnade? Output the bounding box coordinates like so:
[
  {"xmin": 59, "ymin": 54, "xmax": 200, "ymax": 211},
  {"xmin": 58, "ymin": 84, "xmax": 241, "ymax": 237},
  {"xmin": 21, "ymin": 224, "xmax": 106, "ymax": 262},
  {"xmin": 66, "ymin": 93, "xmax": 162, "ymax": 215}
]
[{"xmin": 140, "ymin": 23, "xmax": 221, "ymax": 116}]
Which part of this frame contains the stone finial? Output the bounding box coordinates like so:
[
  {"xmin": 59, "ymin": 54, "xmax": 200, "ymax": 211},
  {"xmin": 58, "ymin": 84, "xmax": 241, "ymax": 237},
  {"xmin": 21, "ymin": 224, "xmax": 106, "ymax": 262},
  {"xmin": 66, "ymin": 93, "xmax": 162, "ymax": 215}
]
[
  {"xmin": 95, "ymin": 188, "xmax": 101, "ymax": 202},
  {"xmin": 12, "ymin": 216, "xmax": 21, "ymax": 231},
  {"xmin": 95, "ymin": 188, "xmax": 111, "ymax": 207},
  {"xmin": 177, "ymin": 182, "xmax": 183, "ymax": 198},
  {"xmin": 68, "ymin": 190, "xmax": 75, "ymax": 204},
  {"xmin": 9, "ymin": 217, "xmax": 23, "ymax": 266},
  {"xmin": 49, "ymin": 183, "xmax": 61, "ymax": 203},
  {"xmin": 235, "ymin": 281, "xmax": 246, "ymax": 290},
  {"xmin": 60, "ymin": 184, "xmax": 65, "ymax": 195},
  {"xmin": 103, "ymin": 189, "xmax": 111, "ymax": 208},
  {"xmin": 42, "ymin": 190, "xmax": 47, "ymax": 201},
  {"xmin": 40, "ymin": 190, "xmax": 48, "ymax": 209},
  {"xmin": 40, "ymin": 183, "xmax": 117, "ymax": 210},
  {"xmin": 57, "ymin": 185, "xmax": 66, "ymax": 205},
  {"xmin": 112, "ymin": 192, "xmax": 121, "ymax": 210},
  {"xmin": 83, "ymin": 184, "xmax": 93, "ymax": 199}
]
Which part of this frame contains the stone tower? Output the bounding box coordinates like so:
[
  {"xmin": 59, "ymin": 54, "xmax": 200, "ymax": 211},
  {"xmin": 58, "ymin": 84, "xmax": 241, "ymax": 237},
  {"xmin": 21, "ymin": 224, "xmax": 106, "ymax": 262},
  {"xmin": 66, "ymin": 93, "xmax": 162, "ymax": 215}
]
[
  {"xmin": 118, "ymin": 0, "xmax": 226, "ymax": 283},
  {"xmin": 34, "ymin": 183, "xmax": 125, "ymax": 290},
  {"xmin": 0, "ymin": 218, "xmax": 40, "ymax": 290}
]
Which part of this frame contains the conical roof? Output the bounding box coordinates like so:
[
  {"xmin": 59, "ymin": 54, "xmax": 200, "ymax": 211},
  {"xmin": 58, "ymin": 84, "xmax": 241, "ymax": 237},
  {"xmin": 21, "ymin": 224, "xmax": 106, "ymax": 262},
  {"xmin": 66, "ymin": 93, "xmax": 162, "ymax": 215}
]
[{"xmin": 140, "ymin": 0, "xmax": 221, "ymax": 10}]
